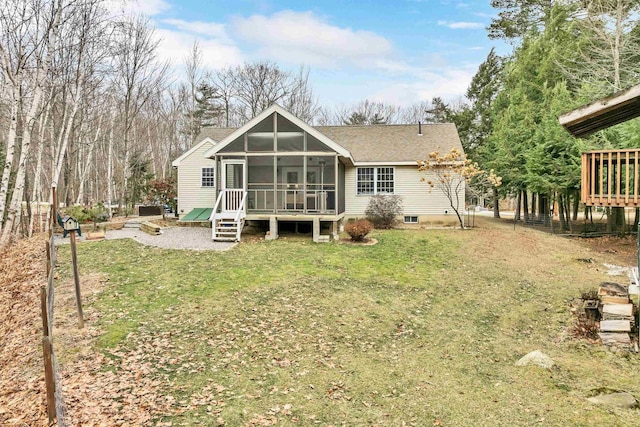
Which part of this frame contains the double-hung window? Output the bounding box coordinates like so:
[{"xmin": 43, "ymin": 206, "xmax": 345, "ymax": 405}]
[
  {"xmin": 356, "ymin": 167, "xmax": 394, "ymax": 195},
  {"xmin": 201, "ymin": 167, "xmax": 215, "ymax": 187}
]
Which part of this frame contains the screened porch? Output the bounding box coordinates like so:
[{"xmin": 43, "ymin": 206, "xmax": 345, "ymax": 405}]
[
  {"xmin": 211, "ymin": 109, "xmax": 347, "ymax": 217},
  {"xmin": 244, "ymin": 155, "xmax": 338, "ymax": 215}
]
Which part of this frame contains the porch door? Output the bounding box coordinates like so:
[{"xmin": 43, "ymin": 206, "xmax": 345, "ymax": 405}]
[{"xmin": 221, "ymin": 160, "xmax": 245, "ymax": 212}]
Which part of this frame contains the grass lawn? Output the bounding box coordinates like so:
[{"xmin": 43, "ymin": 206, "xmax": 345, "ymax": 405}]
[{"xmin": 55, "ymin": 219, "xmax": 640, "ymax": 426}]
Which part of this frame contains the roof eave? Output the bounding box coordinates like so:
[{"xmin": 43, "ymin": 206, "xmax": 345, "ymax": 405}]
[
  {"xmin": 559, "ymin": 84, "xmax": 640, "ymax": 138},
  {"xmin": 172, "ymin": 137, "xmax": 216, "ymax": 167}
]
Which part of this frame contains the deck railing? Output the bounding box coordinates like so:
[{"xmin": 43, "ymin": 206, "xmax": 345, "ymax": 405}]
[
  {"xmin": 582, "ymin": 149, "xmax": 640, "ymax": 207},
  {"xmin": 246, "ymin": 184, "xmax": 336, "ymax": 214}
]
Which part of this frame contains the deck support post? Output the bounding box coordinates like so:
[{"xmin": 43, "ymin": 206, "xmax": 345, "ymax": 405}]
[
  {"xmin": 312, "ymin": 217, "xmax": 320, "ymax": 243},
  {"xmin": 332, "ymin": 221, "xmax": 339, "ymax": 240},
  {"xmin": 266, "ymin": 216, "xmax": 278, "ymax": 240}
]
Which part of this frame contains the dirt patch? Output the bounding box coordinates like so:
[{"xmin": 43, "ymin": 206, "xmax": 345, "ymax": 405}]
[
  {"xmin": 577, "ymin": 235, "xmax": 638, "ymax": 265},
  {"xmin": 0, "ymin": 234, "xmax": 49, "ymax": 426}
]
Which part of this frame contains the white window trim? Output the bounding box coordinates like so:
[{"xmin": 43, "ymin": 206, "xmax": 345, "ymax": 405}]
[
  {"xmin": 201, "ymin": 166, "xmax": 216, "ymax": 188},
  {"xmin": 356, "ymin": 166, "xmax": 395, "ymax": 195},
  {"xmin": 404, "ymin": 215, "xmax": 418, "ymax": 224}
]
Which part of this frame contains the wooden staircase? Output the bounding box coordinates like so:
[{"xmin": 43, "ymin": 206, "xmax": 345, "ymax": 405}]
[
  {"xmin": 212, "ymin": 216, "xmax": 244, "ymax": 242},
  {"xmin": 210, "ymin": 189, "xmax": 247, "ymax": 242}
]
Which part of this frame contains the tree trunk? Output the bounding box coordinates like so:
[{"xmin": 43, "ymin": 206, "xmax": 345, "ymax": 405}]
[
  {"xmin": 28, "ymin": 101, "xmax": 51, "ymax": 236},
  {"xmin": 572, "ymin": 190, "xmax": 579, "ymax": 221},
  {"xmin": 523, "ymin": 190, "xmax": 529, "ymax": 222},
  {"xmin": 565, "ymin": 192, "xmax": 573, "ymax": 232},
  {"xmin": 0, "ymin": 80, "xmax": 20, "ymax": 230},
  {"xmin": 531, "ymin": 193, "xmax": 537, "ymax": 220},
  {"xmin": 493, "ymin": 187, "xmax": 500, "ymax": 218},
  {"xmin": 106, "ymin": 105, "xmax": 116, "ymax": 217},
  {"xmin": 515, "ymin": 190, "xmax": 522, "ymax": 221},
  {"xmin": 558, "ymin": 193, "xmax": 567, "ymax": 230}
]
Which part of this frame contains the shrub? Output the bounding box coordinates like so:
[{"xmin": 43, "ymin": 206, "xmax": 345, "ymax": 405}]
[
  {"xmin": 63, "ymin": 204, "xmax": 109, "ymax": 225},
  {"xmin": 345, "ymin": 219, "xmax": 373, "ymax": 242},
  {"xmin": 365, "ymin": 195, "xmax": 403, "ymax": 229}
]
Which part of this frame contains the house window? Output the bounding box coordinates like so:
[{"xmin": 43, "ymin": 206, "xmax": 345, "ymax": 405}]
[
  {"xmin": 357, "ymin": 167, "xmax": 375, "ymax": 195},
  {"xmin": 202, "ymin": 167, "xmax": 215, "ymax": 187},
  {"xmin": 377, "ymin": 167, "xmax": 394, "ymax": 194},
  {"xmin": 357, "ymin": 167, "xmax": 394, "ymax": 195},
  {"xmin": 404, "ymin": 215, "xmax": 418, "ymax": 224}
]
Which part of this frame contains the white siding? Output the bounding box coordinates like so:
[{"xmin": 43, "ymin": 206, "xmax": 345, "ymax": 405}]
[
  {"xmin": 344, "ymin": 165, "xmax": 465, "ymax": 218},
  {"xmin": 176, "ymin": 142, "xmax": 217, "ymax": 217}
]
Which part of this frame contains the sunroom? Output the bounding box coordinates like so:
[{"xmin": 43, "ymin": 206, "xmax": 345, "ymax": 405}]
[{"xmin": 202, "ymin": 105, "xmax": 352, "ymax": 240}]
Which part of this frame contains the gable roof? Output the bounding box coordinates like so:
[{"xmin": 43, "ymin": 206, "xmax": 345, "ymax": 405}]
[
  {"xmin": 315, "ymin": 123, "xmax": 462, "ymax": 164},
  {"xmin": 202, "ymin": 104, "xmax": 353, "ymax": 159},
  {"xmin": 172, "ymin": 137, "xmax": 217, "ymax": 167},
  {"xmin": 174, "ymin": 112, "xmax": 463, "ymax": 165}
]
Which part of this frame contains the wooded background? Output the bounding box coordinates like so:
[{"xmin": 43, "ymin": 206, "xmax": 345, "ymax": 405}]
[{"xmin": 1, "ymin": 0, "xmax": 639, "ymax": 245}]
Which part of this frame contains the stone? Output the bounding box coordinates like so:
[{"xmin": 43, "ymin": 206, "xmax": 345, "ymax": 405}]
[
  {"xmin": 515, "ymin": 350, "xmax": 554, "ymax": 369},
  {"xmin": 587, "ymin": 392, "xmax": 637, "ymax": 409}
]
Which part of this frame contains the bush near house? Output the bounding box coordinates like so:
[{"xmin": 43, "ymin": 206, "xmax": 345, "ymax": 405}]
[
  {"xmin": 345, "ymin": 219, "xmax": 373, "ymax": 241},
  {"xmin": 365, "ymin": 194, "xmax": 403, "ymax": 229}
]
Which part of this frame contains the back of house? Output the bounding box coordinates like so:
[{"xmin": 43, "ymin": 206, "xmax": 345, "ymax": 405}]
[{"xmin": 172, "ymin": 104, "xmax": 465, "ymax": 240}]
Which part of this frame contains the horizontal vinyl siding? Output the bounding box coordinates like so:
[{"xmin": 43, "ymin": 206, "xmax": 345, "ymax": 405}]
[
  {"xmin": 177, "ymin": 143, "xmax": 217, "ymax": 216},
  {"xmin": 344, "ymin": 165, "xmax": 464, "ymax": 217}
]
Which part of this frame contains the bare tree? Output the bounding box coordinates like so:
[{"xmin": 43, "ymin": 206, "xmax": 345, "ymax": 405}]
[
  {"xmin": 184, "ymin": 40, "xmax": 203, "ymax": 143},
  {"xmin": 338, "ymin": 99, "xmax": 400, "ymax": 125},
  {"xmin": 571, "ymin": 0, "xmax": 640, "ymax": 92},
  {"xmin": 0, "ymin": 0, "xmax": 64, "ymax": 245},
  {"xmin": 111, "ymin": 14, "xmax": 168, "ymax": 210},
  {"xmin": 209, "ymin": 67, "xmax": 236, "ymax": 127},
  {"xmin": 231, "ymin": 61, "xmax": 319, "ymax": 123}
]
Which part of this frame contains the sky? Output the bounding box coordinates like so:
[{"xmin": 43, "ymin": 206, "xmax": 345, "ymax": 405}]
[{"xmin": 111, "ymin": 0, "xmax": 509, "ymax": 109}]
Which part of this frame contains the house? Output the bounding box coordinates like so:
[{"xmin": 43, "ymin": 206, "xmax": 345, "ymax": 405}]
[{"xmin": 172, "ymin": 104, "xmax": 465, "ymax": 241}]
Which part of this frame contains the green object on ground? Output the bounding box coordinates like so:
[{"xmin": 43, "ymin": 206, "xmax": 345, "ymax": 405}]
[{"xmin": 180, "ymin": 208, "xmax": 212, "ymax": 221}]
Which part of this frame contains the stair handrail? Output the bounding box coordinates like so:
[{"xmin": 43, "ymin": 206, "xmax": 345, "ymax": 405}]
[
  {"xmin": 234, "ymin": 191, "xmax": 248, "ymax": 223},
  {"xmin": 210, "ymin": 190, "xmax": 226, "ymax": 221}
]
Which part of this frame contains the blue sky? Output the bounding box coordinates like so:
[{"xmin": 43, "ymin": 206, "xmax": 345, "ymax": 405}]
[{"xmin": 112, "ymin": 0, "xmax": 508, "ymax": 108}]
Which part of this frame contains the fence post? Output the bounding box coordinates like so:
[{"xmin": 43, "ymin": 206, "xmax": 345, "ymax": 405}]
[
  {"xmin": 45, "ymin": 242, "xmax": 51, "ymax": 279},
  {"xmin": 69, "ymin": 230, "xmax": 84, "ymax": 328},
  {"xmin": 40, "ymin": 285, "xmax": 56, "ymax": 422}
]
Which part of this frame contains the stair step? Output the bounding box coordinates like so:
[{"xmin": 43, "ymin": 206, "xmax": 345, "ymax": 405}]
[
  {"xmin": 598, "ymin": 332, "xmax": 631, "ymax": 345},
  {"xmin": 602, "ymin": 304, "xmax": 634, "ymax": 317},
  {"xmin": 599, "ymin": 282, "xmax": 629, "ymax": 297},
  {"xmin": 600, "ymin": 320, "xmax": 632, "ymax": 332},
  {"xmin": 601, "ymin": 295, "xmax": 629, "ymax": 304},
  {"xmin": 213, "ymin": 237, "xmax": 237, "ymax": 241}
]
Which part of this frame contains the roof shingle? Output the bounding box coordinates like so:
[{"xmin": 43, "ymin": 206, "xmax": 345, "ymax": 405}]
[{"xmin": 193, "ymin": 123, "xmax": 463, "ymax": 163}]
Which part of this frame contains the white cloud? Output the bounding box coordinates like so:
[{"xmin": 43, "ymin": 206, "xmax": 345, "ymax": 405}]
[
  {"xmin": 154, "ymin": 27, "xmax": 243, "ymax": 70},
  {"xmin": 437, "ymin": 20, "xmax": 485, "ymax": 29},
  {"xmin": 162, "ymin": 19, "xmax": 232, "ymax": 41},
  {"xmin": 368, "ymin": 67, "xmax": 475, "ymax": 107},
  {"xmin": 231, "ymin": 10, "xmax": 398, "ymax": 69},
  {"xmin": 105, "ymin": 0, "xmax": 171, "ymax": 17}
]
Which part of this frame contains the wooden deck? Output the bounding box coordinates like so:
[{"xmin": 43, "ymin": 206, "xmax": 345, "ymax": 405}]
[{"xmin": 582, "ymin": 149, "xmax": 640, "ymax": 207}]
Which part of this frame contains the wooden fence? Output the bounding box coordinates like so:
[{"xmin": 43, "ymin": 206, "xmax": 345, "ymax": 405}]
[{"xmin": 41, "ymin": 188, "xmax": 67, "ymax": 426}]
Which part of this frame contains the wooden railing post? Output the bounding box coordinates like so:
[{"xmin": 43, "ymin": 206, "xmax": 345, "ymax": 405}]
[
  {"xmin": 40, "ymin": 285, "xmax": 56, "ymax": 422},
  {"xmin": 69, "ymin": 230, "xmax": 84, "ymax": 329}
]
